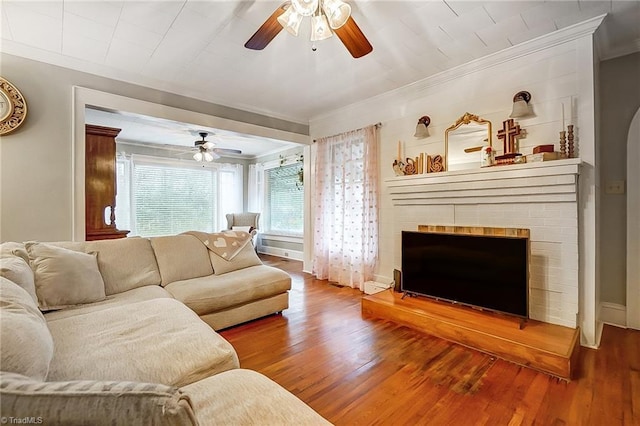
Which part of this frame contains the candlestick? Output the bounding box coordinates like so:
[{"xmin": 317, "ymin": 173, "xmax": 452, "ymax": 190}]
[
  {"xmin": 559, "ymin": 131, "xmax": 567, "ymax": 159},
  {"xmin": 567, "ymin": 125, "xmax": 574, "ymax": 158}
]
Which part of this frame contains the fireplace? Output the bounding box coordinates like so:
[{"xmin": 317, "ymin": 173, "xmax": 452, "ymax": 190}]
[{"xmin": 386, "ymin": 160, "xmax": 580, "ymax": 329}]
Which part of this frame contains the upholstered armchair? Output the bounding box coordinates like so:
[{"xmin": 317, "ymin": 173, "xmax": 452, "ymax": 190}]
[{"xmin": 225, "ymin": 213, "xmax": 260, "ymax": 246}]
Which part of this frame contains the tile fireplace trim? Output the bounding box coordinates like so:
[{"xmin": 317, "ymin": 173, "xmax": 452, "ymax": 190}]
[{"xmin": 385, "ymin": 158, "xmax": 581, "ymax": 206}]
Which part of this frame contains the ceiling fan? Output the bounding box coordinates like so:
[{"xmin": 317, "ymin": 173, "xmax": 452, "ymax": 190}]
[
  {"xmin": 245, "ymin": 0, "xmax": 372, "ymax": 58},
  {"xmin": 189, "ymin": 132, "xmax": 242, "ymax": 162}
]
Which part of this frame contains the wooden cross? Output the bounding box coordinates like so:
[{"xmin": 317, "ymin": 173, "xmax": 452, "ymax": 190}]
[{"xmin": 497, "ymin": 119, "xmax": 521, "ymax": 154}]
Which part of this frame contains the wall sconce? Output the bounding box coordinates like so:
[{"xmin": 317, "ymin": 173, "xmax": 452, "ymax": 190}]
[
  {"xmin": 414, "ymin": 115, "xmax": 431, "ymax": 139},
  {"xmin": 509, "ymin": 91, "xmax": 534, "ymax": 118}
]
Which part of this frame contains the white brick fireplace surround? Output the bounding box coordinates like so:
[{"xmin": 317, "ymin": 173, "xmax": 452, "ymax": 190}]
[{"xmin": 386, "ymin": 159, "xmax": 581, "ymax": 329}]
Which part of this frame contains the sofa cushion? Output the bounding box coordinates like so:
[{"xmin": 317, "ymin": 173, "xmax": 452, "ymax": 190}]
[
  {"xmin": 209, "ymin": 237, "xmax": 262, "ymax": 275},
  {"xmin": 43, "ymin": 285, "xmax": 172, "ymax": 321},
  {"xmin": 165, "ymin": 265, "xmax": 291, "ymax": 316},
  {"xmin": 0, "ymin": 242, "xmax": 29, "ymax": 262},
  {"xmin": 0, "ymin": 255, "xmax": 37, "ymax": 303},
  {"xmin": 26, "ymin": 242, "xmax": 106, "ymax": 311},
  {"xmin": 0, "ymin": 371, "xmax": 197, "ymax": 426},
  {"xmin": 85, "ymin": 237, "xmax": 161, "ymax": 295},
  {"xmin": 182, "ymin": 369, "xmax": 331, "ymax": 425},
  {"xmin": 0, "ymin": 278, "xmax": 54, "ymax": 381},
  {"xmin": 150, "ymin": 235, "xmax": 213, "ymax": 286},
  {"xmin": 46, "ymin": 298, "xmax": 239, "ymax": 387}
]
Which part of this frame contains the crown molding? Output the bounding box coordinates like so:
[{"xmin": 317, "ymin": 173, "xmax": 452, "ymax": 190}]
[{"xmin": 310, "ymin": 14, "xmax": 607, "ymax": 123}]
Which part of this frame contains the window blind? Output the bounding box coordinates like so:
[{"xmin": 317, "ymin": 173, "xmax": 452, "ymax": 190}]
[
  {"xmin": 132, "ymin": 162, "xmax": 217, "ymax": 237},
  {"xmin": 265, "ymin": 163, "xmax": 303, "ymax": 235}
]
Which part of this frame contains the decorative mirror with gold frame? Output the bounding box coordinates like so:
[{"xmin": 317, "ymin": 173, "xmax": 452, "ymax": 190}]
[
  {"xmin": 445, "ymin": 112, "xmax": 492, "ymax": 171},
  {"xmin": 0, "ymin": 77, "xmax": 28, "ymax": 136}
]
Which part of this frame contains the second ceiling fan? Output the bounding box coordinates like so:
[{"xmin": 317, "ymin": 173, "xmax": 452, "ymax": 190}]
[{"xmin": 245, "ymin": 0, "xmax": 372, "ymax": 58}]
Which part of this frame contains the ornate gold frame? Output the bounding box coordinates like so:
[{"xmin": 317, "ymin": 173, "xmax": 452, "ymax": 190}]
[
  {"xmin": 444, "ymin": 112, "xmax": 492, "ymax": 171},
  {"xmin": 0, "ymin": 77, "xmax": 28, "ymax": 136}
]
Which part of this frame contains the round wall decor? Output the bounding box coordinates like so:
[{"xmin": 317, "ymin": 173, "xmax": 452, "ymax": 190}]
[{"xmin": 0, "ymin": 77, "xmax": 28, "ymax": 135}]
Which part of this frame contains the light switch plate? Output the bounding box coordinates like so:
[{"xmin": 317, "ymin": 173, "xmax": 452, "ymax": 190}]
[{"xmin": 605, "ymin": 180, "xmax": 625, "ymax": 194}]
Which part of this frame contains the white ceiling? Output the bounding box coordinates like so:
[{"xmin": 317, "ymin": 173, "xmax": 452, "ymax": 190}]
[{"xmin": 2, "ymin": 1, "xmax": 639, "ymax": 144}]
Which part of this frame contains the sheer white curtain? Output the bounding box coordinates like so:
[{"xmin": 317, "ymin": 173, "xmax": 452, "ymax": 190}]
[
  {"xmin": 247, "ymin": 163, "xmax": 265, "ymax": 229},
  {"xmin": 312, "ymin": 125, "xmax": 379, "ymax": 290}
]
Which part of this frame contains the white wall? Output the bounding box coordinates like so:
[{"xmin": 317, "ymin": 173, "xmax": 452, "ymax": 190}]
[
  {"xmin": 0, "ymin": 54, "xmax": 308, "ymax": 243},
  {"xmin": 309, "ymin": 18, "xmax": 603, "ymax": 346}
]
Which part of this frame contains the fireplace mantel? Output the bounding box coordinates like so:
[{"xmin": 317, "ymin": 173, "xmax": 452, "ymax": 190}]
[{"xmin": 385, "ymin": 158, "xmax": 581, "ymax": 206}]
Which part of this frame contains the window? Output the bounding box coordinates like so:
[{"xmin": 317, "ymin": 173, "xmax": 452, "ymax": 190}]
[
  {"xmin": 116, "ymin": 155, "xmax": 242, "ymax": 237},
  {"xmin": 264, "ymin": 162, "xmax": 303, "ymax": 235}
]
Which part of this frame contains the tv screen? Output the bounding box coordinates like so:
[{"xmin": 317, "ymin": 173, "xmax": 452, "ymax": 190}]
[{"xmin": 401, "ymin": 231, "xmax": 529, "ymax": 318}]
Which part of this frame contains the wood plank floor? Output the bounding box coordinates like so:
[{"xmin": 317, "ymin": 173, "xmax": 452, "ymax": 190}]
[{"xmin": 220, "ymin": 256, "xmax": 640, "ymax": 425}]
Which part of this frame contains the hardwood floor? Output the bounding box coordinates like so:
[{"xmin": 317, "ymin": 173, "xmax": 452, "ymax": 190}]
[{"xmin": 220, "ymin": 256, "xmax": 640, "ymax": 425}]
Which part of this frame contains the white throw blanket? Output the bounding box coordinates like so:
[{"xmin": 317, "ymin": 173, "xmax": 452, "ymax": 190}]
[{"xmin": 183, "ymin": 231, "xmax": 252, "ymax": 261}]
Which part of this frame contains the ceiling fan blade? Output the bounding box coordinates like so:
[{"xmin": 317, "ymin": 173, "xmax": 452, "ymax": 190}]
[
  {"xmin": 245, "ymin": 3, "xmax": 289, "ymax": 50},
  {"xmin": 214, "ymin": 148, "xmax": 242, "ymax": 155},
  {"xmin": 334, "ymin": 16, "xmax": 373, "ymax": 58}
]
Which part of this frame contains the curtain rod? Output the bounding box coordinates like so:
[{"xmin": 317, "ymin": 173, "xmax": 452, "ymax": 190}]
[{"xmin": 313, "ymin": 122, "xmax": 382, "ymax": 143}]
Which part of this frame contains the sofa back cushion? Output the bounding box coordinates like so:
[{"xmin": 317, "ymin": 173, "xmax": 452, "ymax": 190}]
[
  {"xmin": 0, "ymin": 372, "xmax": 197, "ymax": 426},
  {"xmin": 0, "ymin": 255, "xmax": 37, "ymax": 304},
  {"xmin": 85, "ymin": 238, "xmax": 161, "ymax": 295},
  {"xmin": 26, "ymin": 242, "xmax": 106, "ymax": 311},
  {"xmin": 0, "ymin": 278, "xmax": 54, "ymax": 381},
  {"xmin": 150, "ymin": 235, "xmax": 213, "ymax": 286},
  {"xmin": 49, "ymin": 239, "xmax": 161, "ymax": 296}
]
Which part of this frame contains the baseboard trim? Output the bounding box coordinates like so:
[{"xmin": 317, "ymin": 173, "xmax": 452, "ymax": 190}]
[
  {"xmin": 599, "ymin": 302, "xmax": 627, "ymax": 328},
  {"xmin": 258, "ymin": 246, "xmax": 304, "ymax": 261}
]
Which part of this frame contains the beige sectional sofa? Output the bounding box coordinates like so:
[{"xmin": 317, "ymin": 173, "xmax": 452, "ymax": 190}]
[{"xmin": 0, "ymin": 232, "xmax": 330, "ymax": 425}]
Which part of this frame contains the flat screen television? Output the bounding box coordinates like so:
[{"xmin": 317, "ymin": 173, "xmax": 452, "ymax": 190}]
[{"xmin": 401, "ymin": 231, "xmax": 529, "ymax": 318}]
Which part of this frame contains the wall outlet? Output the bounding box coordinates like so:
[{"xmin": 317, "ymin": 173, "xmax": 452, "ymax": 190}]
[{"xmin": 605, "ymin": 180, "xmax": 625, "ymax": 194}]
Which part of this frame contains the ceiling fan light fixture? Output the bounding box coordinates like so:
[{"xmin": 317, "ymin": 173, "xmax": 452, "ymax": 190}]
[
  {"xmin": 322, "ymin": 0, "xmax": 351, "ymax": 29},
  {"xmin": 277, "ymin": 6, "xmax": 303, "ymax": 36},
  {"xmin": 310, "ymin": 14, "xmax": 333, "ymax": 41},
  {"xmin": 292, "ymin": 0, "xmax": 319, "ymax": 17},
  {"xmin": 203, "ymin": 152, "xmax": 215, "ymax": 162},
  {"xmin": 193, "ymin": 152, "xmax": 203, "ymax": 162},
  {"xmin": 202, "ymin": 141, "xmax": 215, "ymax": 150}
]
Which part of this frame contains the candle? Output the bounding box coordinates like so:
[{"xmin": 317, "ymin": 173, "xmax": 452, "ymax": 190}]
[
  {"xmin": 397, "ymin": 140, "xmax": 401, "ymax": 162},
  {"xmin": 561, "ymin": 102, "xmax": 565, "ymax": 130}
]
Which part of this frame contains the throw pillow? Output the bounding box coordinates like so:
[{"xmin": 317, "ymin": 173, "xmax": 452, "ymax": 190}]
[
  {"xmin": 0, "ymin": 256, "xmax": 37, "ymax": 304},
  {"xmin": 0, "ymin": 278, "xmax": 54, "ymax": 381},
  {"xmin": 25, "ymin": 242, "xmax": 106, "ymax": 311}
]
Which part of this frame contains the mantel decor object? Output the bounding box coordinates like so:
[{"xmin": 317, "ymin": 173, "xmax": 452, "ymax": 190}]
[
  {"xmin": 444, "ymin": 112, "xmax": 492, "ymax": 171},
  {"xmin": 567, "ymin": 125, "xmax": 574, "ymax": 158},
  {"xmin": 495, "ymin": 118, "xmax": 523, "ymax": 165},
  {"xmin": 427, "ymin": 155, "xmax": 444, "ymax": 173},
  {"xmin": 481, "ymin": 146, "xmax": 495, "ymax": 167},
  {"xmin": 559, "ymin": 131, "xmax": 567, "ymax": 158}
]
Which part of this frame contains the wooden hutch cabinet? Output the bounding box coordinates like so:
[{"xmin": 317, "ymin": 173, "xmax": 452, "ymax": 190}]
[{"xmin": 85, "ymin": 124, "xmax": 129, "ymax": 241}]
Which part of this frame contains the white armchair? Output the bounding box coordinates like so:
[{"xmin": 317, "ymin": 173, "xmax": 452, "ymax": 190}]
[{"xmin": 225, "ymin": 213, "xmax": 260, "ymax": 246}]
